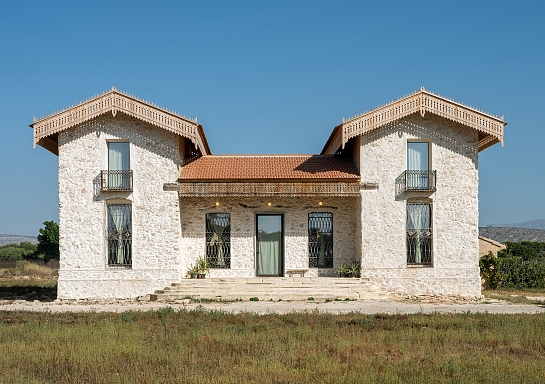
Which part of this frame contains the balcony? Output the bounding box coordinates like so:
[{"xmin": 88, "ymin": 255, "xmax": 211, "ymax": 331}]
[
  {"xmin": 396, "ymin": 170, "xmax": 436, "ymax": 193},
  {"xmin": 101, "ymin": 170, "xmax": 133, "ymax": 192}
]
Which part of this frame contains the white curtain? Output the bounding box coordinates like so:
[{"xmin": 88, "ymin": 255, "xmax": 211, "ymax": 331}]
[
  {"xmin": 108, "ymin": 205, "xmax": 131, "ymax": 264},
  {"xmin": 258, "ymin": 235, "xmax": 280, "ymax": 275},
  {"xmin": 407, "ymin": 142, "xmax": 428, "ymax": 189},
  {"xmin": 317, "ymin": 233, "xmax": 325, "ymax": 267},
  {"xmin": 108, "ymin": 142, "xmax": 130, "ymax": 188},
  {"xmin": 407, "ymin": 204, "xmax": 429, "ymax": 264},
  {"xmin": 210, "ymin": 220, "xmax": 226, "ymax": 267}
]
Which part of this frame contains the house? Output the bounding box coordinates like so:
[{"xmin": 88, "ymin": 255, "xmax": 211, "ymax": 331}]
[
  {"xmin": 30, "ymin": 87, "xmax": 506, "ymax": 299},
  {"xmin": 478, "ymin": 236, "xmax": 507, "ymax": 257}
]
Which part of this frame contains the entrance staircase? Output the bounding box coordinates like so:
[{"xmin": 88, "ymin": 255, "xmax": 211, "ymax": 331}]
[{"xmin": 152, "ymin": 277, "xmax": 387, "ymax": 302}]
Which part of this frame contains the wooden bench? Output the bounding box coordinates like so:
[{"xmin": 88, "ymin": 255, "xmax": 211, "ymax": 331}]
[{"xmin": 286, "ymin": 269, "xmax": 309, "ymax": 277}]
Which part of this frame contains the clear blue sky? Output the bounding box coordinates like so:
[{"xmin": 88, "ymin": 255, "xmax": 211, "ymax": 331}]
[{"xmin": 1, "ymin": 1, "xmax": 544, "ymax": 236}]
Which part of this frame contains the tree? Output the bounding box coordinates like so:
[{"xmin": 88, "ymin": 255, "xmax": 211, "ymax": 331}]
[{"xmin": 36, "ymin": 221, "xmax": 59, "ymax": 261}]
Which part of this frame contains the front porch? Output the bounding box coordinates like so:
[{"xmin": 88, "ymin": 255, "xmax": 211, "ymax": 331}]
[{"xmin": 151, "ymin": 277, "xmax": 389, "ymax": 301}]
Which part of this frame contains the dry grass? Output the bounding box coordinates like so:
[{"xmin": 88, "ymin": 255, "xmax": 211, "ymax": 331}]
[
  {"xmin": 0, "ymin": 310, "xmax": 544, "ymax": 383},
  {"xmin": 483, "ymin": 288, "xmax": 545, "ymax": 304},
  {"xmin": 0, "ymin": 260, "xmax": 59, "ymax": 280}
]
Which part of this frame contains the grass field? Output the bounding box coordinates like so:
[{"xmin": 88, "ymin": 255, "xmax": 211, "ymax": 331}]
[
  {"xmin": 0, "ymin": 309, "xmax": 544, "ymax": 383},
  {"xmin": 0, "ymin": 262, "xmax": 57, "ymax": 301}
]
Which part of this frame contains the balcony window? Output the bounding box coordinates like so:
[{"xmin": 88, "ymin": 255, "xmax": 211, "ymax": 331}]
[
  {"xmin": 101, "ymin": 142, "xmax": 132, "ymax": 191},
  {"xmin": 407, "ymin": 142, "xmax": 429, "ymax": 189},
  {"xmin": 396, "ymin": 141, "xmax": 436, "ymax": 193}
]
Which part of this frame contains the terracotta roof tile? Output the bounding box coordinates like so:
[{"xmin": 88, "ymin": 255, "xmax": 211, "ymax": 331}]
[{"xmin": 179, "ymin": 155, "xmax": 360, "ymax": 181}]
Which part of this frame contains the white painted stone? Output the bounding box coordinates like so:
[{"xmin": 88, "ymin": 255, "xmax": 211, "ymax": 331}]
[
  {"xmin": 57, "ymin": 113, "xmax": 183, "ymax": 299},
  {"xmin": 359, "ymin": 114, "xmax": 481, "ymax": 297},
  {"xmin": 180, "ymin": 197, "xmax": 359, "ymax": 278},
  {"xmin": 55, "ymin": 110, "xmax": 484, "ymax": 299}
]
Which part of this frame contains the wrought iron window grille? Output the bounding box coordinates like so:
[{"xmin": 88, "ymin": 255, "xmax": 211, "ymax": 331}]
[
  {"xmin": 107, "ymin": 204, "xmax": 132, "ymax": 267},
  {"xmin": 101, "ymin": 170, "xmax": 133, "ymax": 191},
  {"xmin": 406, "ymin": 203, "xmax": 432, "ymax": 266},
  {"xmin": 308, "ymin": 212, "xmax": 333, "ymax": 268},
  {"xmin": 205, "ymin": 213, "xmax": 231, "ymax": 268},
  {"xmin": 396, "ymin": 170, "xmax": 436, "ymax": 194}
]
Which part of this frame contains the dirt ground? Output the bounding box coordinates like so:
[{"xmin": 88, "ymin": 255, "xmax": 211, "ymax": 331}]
[{"xmin": 0, "ymin": 295, "xmax": 544, "ymax": 315}]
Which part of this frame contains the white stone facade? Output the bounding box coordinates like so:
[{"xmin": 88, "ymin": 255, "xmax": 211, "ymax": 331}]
[
  {"xmin": 57, "ymin": 114, "xmax": 183, "ymax": 299},
  {"xmin": 39, "ymin": 88, "xmax": 504, "ymax": 300},
  {"xmin": 55, "ymin": 112, "xmax": 483, "ymax": 298},
  {"xmin": 359, "ymin": 114, "xmax": 481, "ymax": 296},
  {"xmin": 180, "ymin": 197, "xmax": 359, "ymax": 278}
]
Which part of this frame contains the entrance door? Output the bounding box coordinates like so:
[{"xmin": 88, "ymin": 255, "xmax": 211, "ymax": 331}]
[{"xmin": 256, "ymin": 214, "xmax": 283, "ymax": 276}]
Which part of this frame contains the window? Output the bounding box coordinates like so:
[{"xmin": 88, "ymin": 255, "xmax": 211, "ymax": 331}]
[
  {"xmin": 205, "ymin": 213, "xmax": 231, "ymax": 268},
  {"xmin": 107, "ymin": 204, "xmax": 132, "ymax": 267},
  {"xmin": 406, "ymin": 203, "xmax": 432, "ymax": 265},
  {"xmin": 407, "ymin": 141, "xmax": 430, "ymax": 190},
  {"xmin": 107, "ymin": 142, "xmax": 131, "ymax": 190},
  {"xmin": 308, "ymin": 212, "xmax": 333, "ymax": 268}
]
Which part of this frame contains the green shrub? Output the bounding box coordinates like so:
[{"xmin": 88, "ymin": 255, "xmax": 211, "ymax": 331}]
[
  {"xmin": 0, "ymin": 243, "xmax": 37, "ymax": 261},
  {"xmin": 479, "ymin": 251, "xmax": 504, "ymax": 289},
  {"xmin": 500, "ymin": 257, "xmax": 545, "ymax": 289},
  {"xmin": 0, "ymin": 246, "xmax": 24, "ymax": 261},
  {"xmin": 481, "ymin": 251, "xmax": 545, "ymax": 290},
  {"xmin": 498, "ymin": 241, "xmax": 545, "ymax": 262}
]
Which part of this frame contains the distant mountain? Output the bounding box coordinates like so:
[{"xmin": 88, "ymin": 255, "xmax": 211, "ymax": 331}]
[
  {"xmin": 0, "ymin": 234, "xmax": 38, "ymax": 246},
  {"xmin": 487, "ymin": 219, "xmax": 545, "ymax": 230},
  {"xmin": 479, "ymin": 227, "xmax": 545, "ymax": 243}
]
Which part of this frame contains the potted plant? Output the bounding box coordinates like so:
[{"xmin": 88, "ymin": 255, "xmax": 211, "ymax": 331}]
[
  {"xmin": 347, "ymin": 261, "xmax": 361, "ymax": 278},
  {"xmin": 335, "ymin": 262, "xmax": 349, "ymax": 277},
  {"xmin": 196, "ymin": 256, "xmax": 210, "ymax": 278},
  {"xmin": 186, "ymin": 264, "xmax": 199, "ymax": 279}
]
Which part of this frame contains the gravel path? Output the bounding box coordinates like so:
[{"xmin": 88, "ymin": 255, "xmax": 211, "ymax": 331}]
[{"xmin": 1, "ymin": 297, "xmax": 544, "ymax": 315}]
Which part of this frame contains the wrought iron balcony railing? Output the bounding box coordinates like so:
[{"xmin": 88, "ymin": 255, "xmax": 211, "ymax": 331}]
[
  {"xmin": 101, "ymin": 170, "xmax": 133, "ymax": 191},
  {"xmin": 396, "ymin": 170, "xmax": 436, "ymax": 193}
]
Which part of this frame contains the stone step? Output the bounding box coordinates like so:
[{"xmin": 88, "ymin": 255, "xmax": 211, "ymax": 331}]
[{"xmin": 152, "ymin": 277, "xmax": 385, "ymax": 302}]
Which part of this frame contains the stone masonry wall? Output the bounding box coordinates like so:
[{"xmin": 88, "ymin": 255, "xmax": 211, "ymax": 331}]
[
  {"xmin": 57, "ymin": 113, "xmax": 183, "ymax": 299},
  {"xmin": 180, "ymin": 197, "xmax": 359, "ymax": 278},
  {"xmin": 359, "ymin": 114, "xmax": 482, "ymax": 296}
]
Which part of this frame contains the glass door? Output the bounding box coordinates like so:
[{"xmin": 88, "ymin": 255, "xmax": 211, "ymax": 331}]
[
  {"xmin": 407, "ymin": 141, "xmax": 429, "ymax": 189},
  {"xmin": 256, "ymin": 214, "xmax": 283, "ymax": 276}
]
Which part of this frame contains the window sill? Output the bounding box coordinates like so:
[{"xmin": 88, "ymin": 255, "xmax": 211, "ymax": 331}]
[{"xmin": 406, "ymin": 264, "xmax": 433, "ymax": 268}]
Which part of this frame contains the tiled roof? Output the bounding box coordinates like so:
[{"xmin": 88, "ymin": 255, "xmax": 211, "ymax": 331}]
[{"xmin": 179, "ymin": 155, "xmax": 360, "ymax": 181}]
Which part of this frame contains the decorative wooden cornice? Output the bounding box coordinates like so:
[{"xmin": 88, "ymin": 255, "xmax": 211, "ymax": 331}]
[
  {"xmin": 30, "ymin": 87, "xmax": 210, "ymax": 155},
  {"xmin": 323, "ymin": 88, "xmax": 506, "ymax": 153},
  {"xmin": 165, "ymin": 182, "xmax": 362, "ymax": 197}
]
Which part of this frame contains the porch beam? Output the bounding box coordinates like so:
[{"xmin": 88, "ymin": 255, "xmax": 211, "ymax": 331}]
[{"xmin": 167, "ymin": 182, "xmax": 362, "ymax": 197}]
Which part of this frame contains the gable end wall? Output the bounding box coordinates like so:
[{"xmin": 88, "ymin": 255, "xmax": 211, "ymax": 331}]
[
  {"xmin": 359, "ymin": 114, "xmax": 481, "ymax": 296},
  {"xmin": 57, "ymin": 113, "xmax": 183, "ymax": 299}
]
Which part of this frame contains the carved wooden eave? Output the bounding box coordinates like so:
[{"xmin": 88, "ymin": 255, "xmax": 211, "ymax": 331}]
[
  {"xmin": 29, "ymin": 87, "xmax": 211, "ymax": 156},
  {"xmin": 322, "ymin": 88, "xmax": 507, "ymax": 154},
  {"xmin": 165, "ymin": 182, "xmax": 362, "ymax": 197}
]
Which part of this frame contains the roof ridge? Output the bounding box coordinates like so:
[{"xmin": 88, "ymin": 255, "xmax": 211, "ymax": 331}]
[
  {"xmin": 33, "ymin": 86, "xmax": 197, "ymax": 124},
  {"xmin": 342, "ymin": 87, "xmax": 504, "ymax": 125},
  {"xmin": 199, "ymin": 154, "xmax": 324, "ymax": 158}
]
